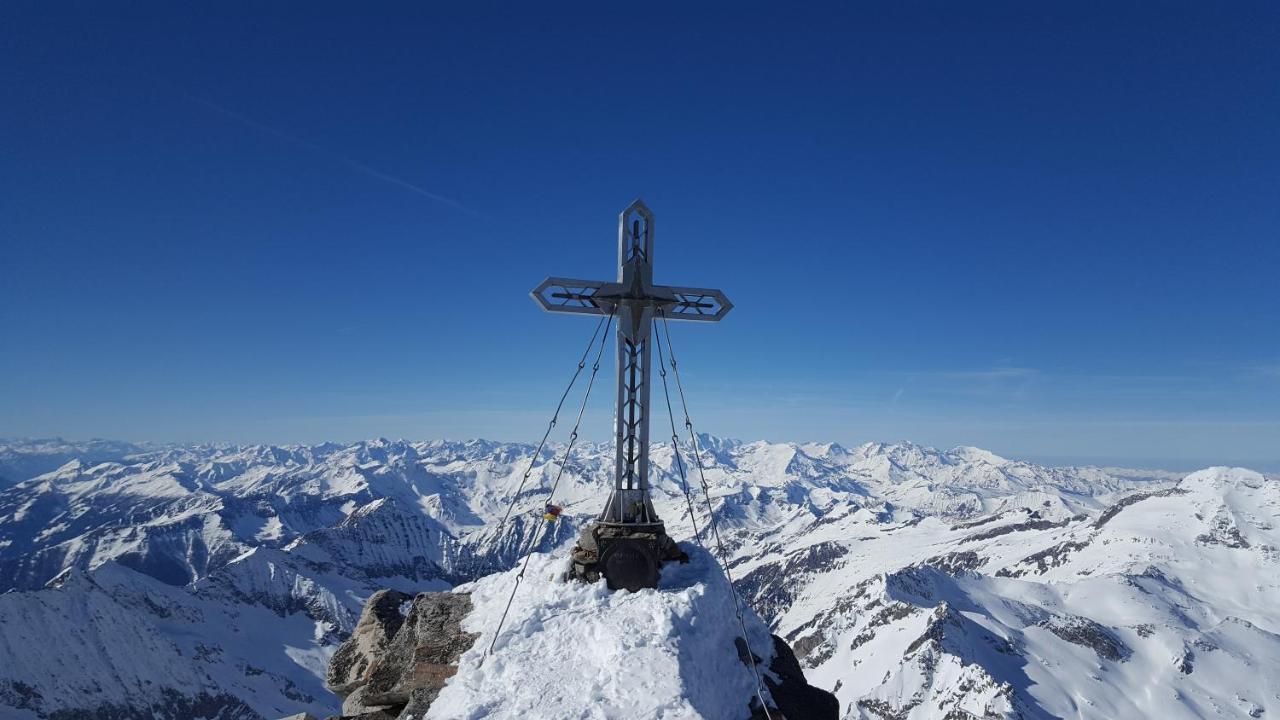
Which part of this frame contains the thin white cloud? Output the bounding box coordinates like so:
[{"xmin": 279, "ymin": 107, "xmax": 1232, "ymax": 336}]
[{"xmin": 187, "ymin": 96, "xmax": 482, "ymax": 217}]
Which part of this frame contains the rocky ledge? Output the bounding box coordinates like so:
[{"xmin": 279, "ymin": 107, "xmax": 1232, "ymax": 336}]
[{"xmin": 322, "ymin": 589, "xmax": 478, "ymax": 719}]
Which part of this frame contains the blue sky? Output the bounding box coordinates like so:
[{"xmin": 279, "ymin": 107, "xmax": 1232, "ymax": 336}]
[{"xmin": 2, "ymin": 2, "xmax": 1277, "ymax": 469}]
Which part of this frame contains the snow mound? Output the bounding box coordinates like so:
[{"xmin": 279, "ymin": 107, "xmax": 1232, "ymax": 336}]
[{"xmin": 428, "ymin": 545, "xmax": 776, "ymax": 720}]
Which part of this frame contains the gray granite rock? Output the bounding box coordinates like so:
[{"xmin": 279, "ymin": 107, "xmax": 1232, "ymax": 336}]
[
  {"xmin": 327, "ymin": 589, "xmax": 413, "ymax": 697},
  {"xmin": 361, "ymin": 592, "xmax": 478, "ymax": 707},
  {"xmin": 341, "ymin": 684, "xmax": 399, "ymax": 716}
]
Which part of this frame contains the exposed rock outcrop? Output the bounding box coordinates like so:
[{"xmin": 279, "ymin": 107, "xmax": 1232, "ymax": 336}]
[
  {"xmin": 740, "ymin": 634, "xmax": 841, "ymax": 719},
  {"xmin": 763, "ymin": 634, "xmax": 841, "ymax": 719},
  {"xmin": 327, "ymin": 589, "xmax": 412, "ymax": 697},
  {"xmin": 325, "ymin": 591, "xmax": 477, "ymax": 720}
]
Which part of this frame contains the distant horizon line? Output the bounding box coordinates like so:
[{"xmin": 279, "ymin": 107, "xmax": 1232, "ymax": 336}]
[{"xmin": 3, "ymin": 434, "xmax": 1276, "ymax": 475}]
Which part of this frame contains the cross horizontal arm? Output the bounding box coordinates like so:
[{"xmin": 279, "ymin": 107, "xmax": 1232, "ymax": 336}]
[
  {"xmin": 532, "ymin": 277, "xmax": 733, "ymax": 322},
  {"xmin": 656, "ymin": 285, "xmax": 733, "ymax": 322},
  {"xmin": 531, "ymin": 277, "xmax": 612, "ymax": 316}
]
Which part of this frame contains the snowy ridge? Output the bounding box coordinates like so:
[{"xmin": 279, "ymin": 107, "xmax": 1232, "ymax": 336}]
[
  {"xmin": 744, "ymin": 467, "xmax": 1280, "ymax": 719},
  {"xmin": 0, "ymin": 438, "xmax": 1273, "ymax": 718},
  {"xmin": 0, "ymin": 438, "xmax": 150, "ymax": 489},
  {"xmin": 0, "ymin": 436, "xmax": 1171, "ymax": 595}
]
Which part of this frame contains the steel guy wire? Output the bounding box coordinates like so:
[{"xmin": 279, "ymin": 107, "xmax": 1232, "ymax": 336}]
[
  {"xmin": 660, "ymin": 310, "xmax": 774, "ymax": 720},
  {"xmin": 653, "ymin": 319, "xmax": 703, "ymax": 546},
  {"xmin": 486, "ymin": 309, "xmax": 614, "ymax": 657},
  {"xmin": 473, "ymin": 314, "xmax": 609, "ymax": 579}
]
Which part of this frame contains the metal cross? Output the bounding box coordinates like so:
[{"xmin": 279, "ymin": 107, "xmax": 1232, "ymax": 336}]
[{"xmin": 532, "ymin": 200, "xmax": 732, "ymax": 526}]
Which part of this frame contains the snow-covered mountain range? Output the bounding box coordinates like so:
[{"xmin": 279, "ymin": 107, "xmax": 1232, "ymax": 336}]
[{"xmin": 0, "ymin": 437, "xmax": 1273, "ymax": 719}]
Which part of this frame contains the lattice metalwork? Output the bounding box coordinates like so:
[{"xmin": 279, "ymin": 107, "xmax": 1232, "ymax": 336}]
[
  {"xmin": 665, "ymin": 287, "xmax": 733, "ymax": 321},
  {"xmin": 620, "ymin": 201, "xmax": 653, "ymax": 266},
  {"xmin": 532, "ymin": 278, "xmax": 608, "ymax": 316},
  {"xmin": 617, "ymin": 336, "xmax": 647, "ymax": 489}
]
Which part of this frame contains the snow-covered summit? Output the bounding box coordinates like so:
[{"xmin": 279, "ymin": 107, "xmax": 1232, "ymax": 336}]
[{"xmin": 428, "ymin": 547, "xmax": 782, "ymax": 720}]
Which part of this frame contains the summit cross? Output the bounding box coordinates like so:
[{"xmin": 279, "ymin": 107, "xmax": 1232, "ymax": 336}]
[{"xmin": 532, "ymin": 200, "xmax": 731, "ymax": 576}]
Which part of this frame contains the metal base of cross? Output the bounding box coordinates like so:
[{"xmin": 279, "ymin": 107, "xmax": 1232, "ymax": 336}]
[{"xmin": 567, "ymin": 521, "xmax": 689, "ymax": 591}]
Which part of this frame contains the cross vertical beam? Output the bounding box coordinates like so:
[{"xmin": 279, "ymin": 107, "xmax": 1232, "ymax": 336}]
[{"xmin": 608, "ymin": 203, "xmax": 657, "ymax": 524}]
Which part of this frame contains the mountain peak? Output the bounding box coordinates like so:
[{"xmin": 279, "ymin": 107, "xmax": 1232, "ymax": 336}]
[
  {"xmin": 948, "ymin": 446, "xmax": 1010, "ymax": 466},
  {"xmin": 328, "ymin": 545, "xmax": 837, "ymax": 719}
]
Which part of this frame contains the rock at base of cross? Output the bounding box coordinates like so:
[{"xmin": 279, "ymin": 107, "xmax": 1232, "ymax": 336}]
[{"xmin": 567, "ymin": 520, "xmax": 688, "ymax": 590}]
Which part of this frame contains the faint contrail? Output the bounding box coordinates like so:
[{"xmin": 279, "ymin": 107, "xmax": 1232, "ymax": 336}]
[{"xmin": 187, "ymin": 95, "xmax": 481, "ymax": 217}]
